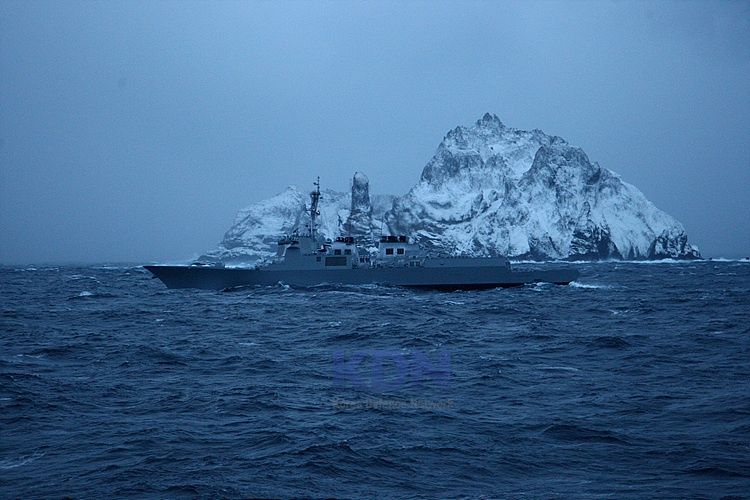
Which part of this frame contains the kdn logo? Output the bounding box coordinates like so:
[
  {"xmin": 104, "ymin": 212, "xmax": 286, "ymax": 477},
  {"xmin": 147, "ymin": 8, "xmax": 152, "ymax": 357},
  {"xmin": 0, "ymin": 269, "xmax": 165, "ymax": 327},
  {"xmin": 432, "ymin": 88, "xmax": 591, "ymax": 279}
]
[{"xmin": 333, "ymin": 350, "xmax": 451, "ymax": 391}]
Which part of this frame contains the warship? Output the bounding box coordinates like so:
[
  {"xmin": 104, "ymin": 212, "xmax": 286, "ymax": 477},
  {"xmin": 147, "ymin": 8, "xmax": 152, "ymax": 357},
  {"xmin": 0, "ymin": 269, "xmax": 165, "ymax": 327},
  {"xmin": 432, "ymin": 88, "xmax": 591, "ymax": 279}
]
[{"xmin": 145, "ymin": 178, "xmax": 579, "ymax": 290}]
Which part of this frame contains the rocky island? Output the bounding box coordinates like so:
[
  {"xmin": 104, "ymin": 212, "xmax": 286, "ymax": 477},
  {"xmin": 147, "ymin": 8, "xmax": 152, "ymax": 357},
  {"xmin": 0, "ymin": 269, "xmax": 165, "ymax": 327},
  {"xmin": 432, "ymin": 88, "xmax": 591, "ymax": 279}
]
[{"xmin": 204, "ymin": 114, "xmax": 700, "ymax": 263}]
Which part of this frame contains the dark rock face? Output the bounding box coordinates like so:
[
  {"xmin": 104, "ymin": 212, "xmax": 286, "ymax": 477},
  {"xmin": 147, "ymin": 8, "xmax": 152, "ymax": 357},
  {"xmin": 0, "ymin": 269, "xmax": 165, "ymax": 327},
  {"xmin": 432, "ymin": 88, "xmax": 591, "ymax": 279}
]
[
  {"xmin": 648, "ymin": 227, "xmax": 702, "ymax": 260},
  {"xmin": 569, "ymin": 204, "xmax": 622, "ymax": 260}
]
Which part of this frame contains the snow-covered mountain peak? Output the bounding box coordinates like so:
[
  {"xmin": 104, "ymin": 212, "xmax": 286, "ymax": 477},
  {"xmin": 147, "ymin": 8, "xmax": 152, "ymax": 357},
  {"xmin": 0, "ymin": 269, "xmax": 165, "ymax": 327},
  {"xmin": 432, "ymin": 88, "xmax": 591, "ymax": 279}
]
[
  {"xmin": 389, "ymin": 114, "xmax": 700, "ymax": 260},
  {"xmin": 426, "ymin": 113, "xmax": 568, "ymax": 186}
]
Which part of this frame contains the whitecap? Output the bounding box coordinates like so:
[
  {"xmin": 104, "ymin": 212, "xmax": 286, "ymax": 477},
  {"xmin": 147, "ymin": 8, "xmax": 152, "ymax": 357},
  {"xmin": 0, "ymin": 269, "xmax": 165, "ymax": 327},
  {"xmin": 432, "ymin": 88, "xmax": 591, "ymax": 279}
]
[
  {"xmin": 538, "ymin": 365, "xmax": 580, "ymax": 372},
  {"xmin": 66, "ymin": 274, "xmax": 99, "ymax": 281},
  {"xmin": 612, "ymin": 259, "xmax": 700, "ymax": 265},
  {"xmin": 569, "ymin": 282, "xmax": 603, "ymax": 289},
  {"xmin": 608, "ymin": 309, "xmax": 631, "ymax": 315},
  {"xmin": 0, "ymin": 452, "xmax": 46, "ymax": 470}
]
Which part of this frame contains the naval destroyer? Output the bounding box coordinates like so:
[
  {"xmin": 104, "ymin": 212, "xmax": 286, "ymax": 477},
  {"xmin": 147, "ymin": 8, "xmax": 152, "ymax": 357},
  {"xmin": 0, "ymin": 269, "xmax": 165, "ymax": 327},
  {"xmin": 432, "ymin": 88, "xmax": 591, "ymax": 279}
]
[{"xmin": 145, "ymin": 178, "xmax": 579, "ymax": 290}]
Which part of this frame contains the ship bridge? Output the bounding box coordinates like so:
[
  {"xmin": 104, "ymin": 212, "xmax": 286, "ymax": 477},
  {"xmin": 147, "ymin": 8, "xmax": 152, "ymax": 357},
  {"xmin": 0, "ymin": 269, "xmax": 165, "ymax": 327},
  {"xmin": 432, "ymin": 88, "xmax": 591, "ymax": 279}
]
[{"xmin": 377, "ymin": 235, "xmax": 422, "ymax": 267}]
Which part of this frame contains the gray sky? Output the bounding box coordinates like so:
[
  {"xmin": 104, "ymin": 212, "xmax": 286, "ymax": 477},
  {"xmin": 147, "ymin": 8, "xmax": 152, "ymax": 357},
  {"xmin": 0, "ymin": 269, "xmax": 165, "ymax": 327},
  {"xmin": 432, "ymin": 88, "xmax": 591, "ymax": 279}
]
[{"xmin": 1, "ymin": 0, "xmax": 748, "ymax": 264}]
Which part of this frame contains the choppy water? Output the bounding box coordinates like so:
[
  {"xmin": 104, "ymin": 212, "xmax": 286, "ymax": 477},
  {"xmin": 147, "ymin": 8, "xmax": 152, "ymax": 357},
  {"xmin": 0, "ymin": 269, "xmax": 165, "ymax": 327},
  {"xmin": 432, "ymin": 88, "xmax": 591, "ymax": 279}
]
[{"xmin": 1, "ymin": 261, "xmax": 749, "ymax": 499}]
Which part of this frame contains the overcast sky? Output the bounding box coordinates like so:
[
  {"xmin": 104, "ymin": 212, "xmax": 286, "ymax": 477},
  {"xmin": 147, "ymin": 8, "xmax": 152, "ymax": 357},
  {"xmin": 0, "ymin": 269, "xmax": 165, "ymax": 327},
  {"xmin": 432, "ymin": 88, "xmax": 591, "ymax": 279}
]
[{"xmin": 1, "ymin": 1, "xmax": 748, "ymax": 264}]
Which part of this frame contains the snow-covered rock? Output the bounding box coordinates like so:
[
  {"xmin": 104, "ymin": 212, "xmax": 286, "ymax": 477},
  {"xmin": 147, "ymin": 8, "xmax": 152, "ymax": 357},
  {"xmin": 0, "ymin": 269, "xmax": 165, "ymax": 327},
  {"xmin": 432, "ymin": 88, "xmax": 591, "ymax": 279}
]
[
  {"xmin": 203, "ymin": 174, "xmax": 394, "ymax": 263},
  {"xmin": 386, "ymin": 113, "xmax": 699, "ymax": 260},
  {"xmin": 346, "ymin": 172, "xmax": 376, "ymax": 243},
  {"xmin": 204, "ymin": 114, "xmax": 700, "ymax": 262}
]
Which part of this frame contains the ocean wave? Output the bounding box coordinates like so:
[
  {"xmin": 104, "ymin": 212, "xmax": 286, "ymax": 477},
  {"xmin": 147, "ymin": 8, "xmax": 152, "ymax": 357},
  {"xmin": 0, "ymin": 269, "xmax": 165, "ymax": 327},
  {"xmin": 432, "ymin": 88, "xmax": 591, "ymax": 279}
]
[{"xmin": 1, "ymin": 262, "xmax": 749, "ymax": 498}]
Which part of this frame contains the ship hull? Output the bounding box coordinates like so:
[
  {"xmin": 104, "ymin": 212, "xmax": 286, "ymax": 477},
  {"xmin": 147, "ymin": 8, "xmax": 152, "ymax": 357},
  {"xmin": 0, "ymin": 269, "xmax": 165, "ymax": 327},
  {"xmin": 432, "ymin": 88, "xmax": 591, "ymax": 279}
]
[{"xmin": 144, "ymin": 262, "xmax": 579, "ymax": 291}]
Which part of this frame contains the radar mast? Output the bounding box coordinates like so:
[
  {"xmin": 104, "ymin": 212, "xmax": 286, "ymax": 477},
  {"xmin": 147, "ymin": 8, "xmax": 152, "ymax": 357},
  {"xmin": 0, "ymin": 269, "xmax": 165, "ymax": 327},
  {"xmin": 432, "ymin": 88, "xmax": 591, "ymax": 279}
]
[{"xmin": 309, "ymin": 177, "xmax": 321, "ymax": 239}]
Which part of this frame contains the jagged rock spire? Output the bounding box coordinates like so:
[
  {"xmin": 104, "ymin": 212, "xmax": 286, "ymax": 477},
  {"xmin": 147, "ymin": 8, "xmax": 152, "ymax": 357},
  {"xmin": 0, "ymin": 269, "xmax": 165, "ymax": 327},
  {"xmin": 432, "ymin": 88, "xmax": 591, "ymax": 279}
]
[{"xmin": 345, "ymin": 172, "xmax": 375, "ymax": 242}]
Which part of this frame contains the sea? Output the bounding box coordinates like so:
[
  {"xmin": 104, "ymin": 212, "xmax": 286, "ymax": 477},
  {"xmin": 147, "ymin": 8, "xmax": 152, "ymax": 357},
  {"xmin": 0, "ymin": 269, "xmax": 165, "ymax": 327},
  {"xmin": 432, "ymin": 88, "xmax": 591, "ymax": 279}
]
[{"xmin": 1, "ymin": 261, "xmax": 748, "ymax": 499}]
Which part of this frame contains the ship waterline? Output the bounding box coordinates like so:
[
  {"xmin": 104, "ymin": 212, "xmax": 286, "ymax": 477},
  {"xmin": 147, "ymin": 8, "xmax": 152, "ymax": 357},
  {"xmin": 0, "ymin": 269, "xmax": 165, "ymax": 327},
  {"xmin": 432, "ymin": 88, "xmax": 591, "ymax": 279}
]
[{"xmin": 144, "ymin": 259, "xmax": 579, "ymax": 291}]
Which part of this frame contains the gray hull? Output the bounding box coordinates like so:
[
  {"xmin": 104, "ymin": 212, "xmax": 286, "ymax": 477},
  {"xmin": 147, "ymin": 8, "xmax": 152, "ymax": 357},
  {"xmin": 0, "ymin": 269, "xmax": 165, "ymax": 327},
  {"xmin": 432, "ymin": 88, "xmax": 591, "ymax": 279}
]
[{"xmin": 144, "ymin": 259, "xmax": 579, "ymax": 291}]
